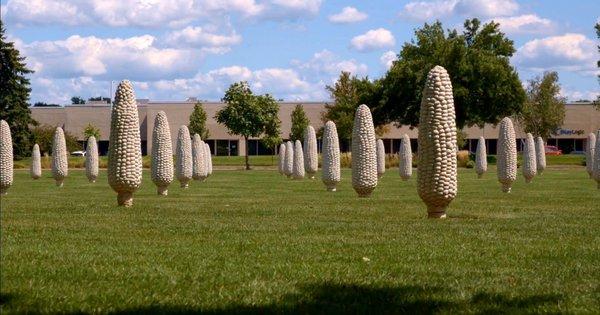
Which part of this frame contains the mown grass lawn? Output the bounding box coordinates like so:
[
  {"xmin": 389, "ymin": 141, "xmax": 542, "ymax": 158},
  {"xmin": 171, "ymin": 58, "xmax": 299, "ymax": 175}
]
[{"xmin": 1, "ymin": 166, "xmax": 598, "ymax": 314}]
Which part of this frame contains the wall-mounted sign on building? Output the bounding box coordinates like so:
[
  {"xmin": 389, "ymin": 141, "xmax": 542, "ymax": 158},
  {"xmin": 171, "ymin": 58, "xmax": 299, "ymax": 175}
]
[{"xmin": 555, "ymin": 128, "xmax": 585, "ymax": 136}]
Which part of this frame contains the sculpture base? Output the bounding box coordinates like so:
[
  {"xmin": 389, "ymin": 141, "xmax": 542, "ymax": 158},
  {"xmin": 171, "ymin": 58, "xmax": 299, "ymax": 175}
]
[
  {"xmin": 525, "ymin": 177, "xmax": 533, "ymax": 183},
  {"xmin": 501, "ymin": 183, "xmax": 512, "ymax": 193},
  {"xmin": 180, "ymin": 182, "xmax": 189, "ymax": 188},
  {"xmin": 89, "ymin": 179, "xmax": 96, "ymax": 183},
  {"xmin": 157, "ymin": 186, "xmax": 168, "ymax": 196},
  {"xmin": 117, "ymin": 192, "xmax": 133, "ymax": 207},
  {"xmin": 0, "ymin": 187, "xmax": 7, "ymax": 195},
  {"xmin": 55, "ymin": 180, "xmax": 64, "ymax": 187},
  {"xmin": 477, "ymin": 173, "xmax": 483, "ymax": 179},
  {"xmin": 327, "ymin": 187, "xmax": 336, "ymax": 192},
  {"xmin": 355, "ymin": 187, "xmax": 374, "ymax": 197},
  {"xmin": 427, "ymin": 205, "xmax": 447, "ymax": 219}
]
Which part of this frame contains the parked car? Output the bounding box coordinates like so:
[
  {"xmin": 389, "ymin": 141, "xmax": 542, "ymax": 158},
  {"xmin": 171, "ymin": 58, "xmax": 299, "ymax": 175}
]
[
  {"xmin": 544, "ymin": 145, "xmax": 562, "ymax": 156},
  {"xmin": 71, "ymin": 150, "xmax": 86, "ymax": 156}
]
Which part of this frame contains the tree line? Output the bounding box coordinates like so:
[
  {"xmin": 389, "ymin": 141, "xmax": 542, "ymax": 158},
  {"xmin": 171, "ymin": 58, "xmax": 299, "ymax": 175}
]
[{"xmin": 1, "ymin": 19, "xmax": 598, "ymax": 165}]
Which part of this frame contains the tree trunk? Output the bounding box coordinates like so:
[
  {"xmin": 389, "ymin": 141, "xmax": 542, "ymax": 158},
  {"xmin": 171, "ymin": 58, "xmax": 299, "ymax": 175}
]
[{"xmin": 244, "ymin": 136, "xmax": 250, "ymax": 170}]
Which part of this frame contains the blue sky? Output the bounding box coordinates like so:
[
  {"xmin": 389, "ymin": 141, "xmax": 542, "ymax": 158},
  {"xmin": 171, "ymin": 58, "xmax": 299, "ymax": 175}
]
[{"xmin": 1, "ymin": 0, "xmax": 598, "ymax": 104}]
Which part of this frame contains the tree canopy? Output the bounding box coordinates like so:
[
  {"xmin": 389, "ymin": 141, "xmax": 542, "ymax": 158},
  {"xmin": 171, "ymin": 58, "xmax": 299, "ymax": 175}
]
[
  {"xmin": 215, "ymin": 81, "xmax": 280, "ymax": 169},
  {"xmin": 83, "ymin": 123, "xmax": 101, "ymax": 141},
  {"xmin": 188, "ymin": 102, "xmax": 210, "ymax": 140},
  {"xmin": 518, "ymin": 72, "xmax": 566, "ymax": 140},
  {"xmin": 289, "ymin": 104, "xmax": 309, "ymax": 141},
  {"xmin": 71, "ymin": 96, "xmax": 85, "ymax": 105},
  {"xmin": 0, "ymin": 20, "xmax": 36, "ymax": 157},
  {"xmin": 375, "ymin": 19, "xmax": 525, "ymax": 128}
]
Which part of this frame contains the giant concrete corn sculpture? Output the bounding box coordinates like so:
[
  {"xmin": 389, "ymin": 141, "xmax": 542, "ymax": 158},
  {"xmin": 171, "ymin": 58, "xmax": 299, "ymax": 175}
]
[
  {"xmin": 398, "ymin": 134, "xmax": 412, "ymax": 181},
  {"xmin": 284, "ymin": 141, "xmax": 294, "ymax": 178},
  {"xmin": 107, "ymin": 80, "xmax": 143, "ymax": 206},
  {"xmin": 376, "ymin": 139, "xmax": 386, "ymax": 178},
  {"xmin": 321, "ymin": 121, "xmax": 340, "ymax": 191},
  {"xmin": 417, "ymin": 66, "xmax": 457, "ymax": 218},
  {"xmin": 85, "ymin": 136, "xmax": 99, "ymax": 183},
  {"xmin": 278, "ymin": 143, "xmax": 286, "ymax": 175},
  {"xmin": 31, "ymin": 143, "xmax": 42, "ymax": 180},
  {"xmin": 522, "ymin": 133, "xmax": 537, "ymax": 183},
  {"xmin": 351, "ymin": 104, "xmax": 377, "ymax": 197},
  {"xmin": 535, "ymin": 136, "xmax": 546, "ymax": 175},
  {"xmin": 205, "ymin": 142, "xmax": 213, "ymax": 177},
  {"xmin": 176, "ymin": 125, "xmax": 193, "ymax": 188},
  {"xmin": 586, "ymin": 132, "xmax": 595, "ymax": 178},
  {"xmin": 593, "ymin": 130, "xmax": 600, "ymax": 188},
  {"xmin": 475, "ymin": 136, "xmax": 487, "ymax": 178},
  {"xmin": 496, "ymin": 117, "xmax": 517, "ymax": 193},
  {"xmin": 52, "ymin": 127, "xmax": 68, "ymax": 187},
  {"xmin": 304, "ymin": 126, "xmax": 318, "ymax": 179},
  {"xmin": 293, "ymin": 140, "xmax": 305, "ymax": 179},
  {"xmin": 0, "ymin": 120, "xmax": 13, "ymax": 195},
  {"xmin": 192, "ymin": 134, "xmax": 208, "ymax": 181},
  {"xmin": 151, "ymin": 111, "xmax": 174, "ymax": 195}
]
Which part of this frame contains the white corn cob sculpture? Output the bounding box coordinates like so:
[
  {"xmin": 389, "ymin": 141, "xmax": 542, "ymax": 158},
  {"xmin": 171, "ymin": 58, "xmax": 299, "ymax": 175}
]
[
  {"xmin": 0, "ymin": 120, "xmax": 13, "ymax": 195},
  {"xmin": 303, "ymin": 126, "xmax": 318, "ymax": 179},
  {"xmin": 593, "ymin": 130, "xmax": 600, "ymax": 189},
  {"xmin": 151, "ymin": 111, "xmax": 174, "ymax": 195},
  {"xmin": 85, "ymin": 136, "xmax": 99, "ymax": 183},
  {"xmin": 535, "ymin": 136, "xmax": 546, "ymax": 175},
  {"xmin": 31, "ymin": 143, "xmax": 42, "ymax": 180},
  {"xmin": 398, "ymin": 134, "xmax": 412, "ymax": 181},
  {"xmin": 176, "ymin": 125, "xmax": 193, "ymax": 188},
  {"xmin": 321, "ymin": 121, "xmax": 340, "ymax": 191},
  {"xmin": 497, "ymin": 117, "xmax": 517, "ymax": 193},
  {"xmin": 586, "ymin": 132, "xmax": 595, "ymax": 178},
  {"xmin": 351, "ymin": 104, "xmax": 377, "ymax": 197},
  {"xmin": 417, "ymin": 66, "xmax": 457, "ymax": 218},
  {"xmin": 278, "ymin": 143, "xmax": 286, "ymax": 175},
  {"xmin": 192, "ymin": 134, "xmax": 208, "ymax": 181},
  {"xmin": 284, "ymin": 141, "xmax": 294, "ymax": 178},
  {"xmin": 51, "ymin": 127, "xmax": 68, "ymax": 187},
  {"xmin": 376, "ymin": 139, "xmax": 385, "ymax": 178},
  {"xmin": 107, "ymin": 80, "xmax": 143, "ymax": 206},
  {"xmin": 205, "ymin": 142, "xmax": 213, "ymax": 176},
  {"xmin": 522, "ymin": 133, "xmax": 537, "ymax": 183},
  {"xmin": 293, "ymin": 140, "xmax": 305, "ymax": 179},
  {"xmin": 475, "ymin": 136, "xmax": 487, "ymax": 178}
]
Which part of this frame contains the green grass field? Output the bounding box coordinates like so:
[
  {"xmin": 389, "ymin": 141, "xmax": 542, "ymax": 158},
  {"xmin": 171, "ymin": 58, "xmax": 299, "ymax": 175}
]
[{"xmin": 1, "ymin": 166, "xmax": 598, "ymax": 313}]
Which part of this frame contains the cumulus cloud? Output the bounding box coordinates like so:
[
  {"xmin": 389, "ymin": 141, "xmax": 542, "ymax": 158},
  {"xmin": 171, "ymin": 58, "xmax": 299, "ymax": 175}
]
[
  {"xmin": 350, "ymin": 28, "xmax": 395, "ymax": 52},
  {"xmin": 3, "ymin": 0, "xmax": 321, "ymax": 27},
  {"xmin": 380, "ymin": 51, "xmax": 397, "ymax": 70},
  {"xmin": 328, "ymin": 7, "xmax": 368, "ymax": 23},
  {"xmin": 514, "ymin": 33, "xmax": 598, "ymax": 75},
  {"xmin": 492, "ymin": 14, "xmax": 554, "ymax": 35},
  {"xmin": 20, "ymin": 35, "xmax": 201, "ymax": 81},
  {"xmin": 292, "ymin": 50, "xmax": 368, "ymax": 79},
  {"xmin": 399, "ymin": 0, "xmax": 518, "ymax": 21},
  {"xmin": 165, "ymin": 26, "xmax": 242, "ymax": 51}
]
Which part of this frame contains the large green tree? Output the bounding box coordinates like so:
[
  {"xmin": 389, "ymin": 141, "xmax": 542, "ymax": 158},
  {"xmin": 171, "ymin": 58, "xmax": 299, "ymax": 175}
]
[
  {"xmin": 216, "ymin": 82, "xmax": 280, "ymax": 170},
  {"xmin": 289, "ymin": 104, "xmax": 309, "ymax": 141},
  {"xmin": 188, "ymin": 102, "xmax": 210, "ymax": 140},
  {"xmin": 375, "ymin": 19, "xmax": 525, "ymax": 128},
  {"xmin": 518, "ymin": 72, "xmax": 566, "ymax": 140},
  {"xmin": 322, "ymin": 71, "xmax": 379, "ymax": 141},
  {"xmin": 0, "ymin": 20, "xmax": 36, "ymax": 157}
]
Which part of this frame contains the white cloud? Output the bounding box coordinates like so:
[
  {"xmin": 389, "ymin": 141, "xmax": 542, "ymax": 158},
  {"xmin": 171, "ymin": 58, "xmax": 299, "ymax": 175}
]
[
  {"xmin": 399, "ymin": 0, "xmax": 518, "ymax": 21},
  {"xmin": 292, "ymin": 50, "xmax": 368, "ymax": 79},
  {"xmin": 21, "ymin": 35, "xmax": 201, "ymax": 81},
  {"xmin": 4, "ymin": 0, "xmax": 90, "ymax": 26},
  {"xmin": 350, "ymin": 28, "xmax": 395, "ymax": 52},
  {"xmin": 269, "ymin": 0, "xmax": 322, "ymax": 17},
  {"xmin": 514, "ymin": 33, "xmax": 598, "ymax": 75},
  {"xmin": 165, "ymin": 26, "xmax": 242, "ymax": 51},
  {"xmin": 560, "ymin": 87, "xmax": 599, "ymax": 102},
  {"xmin": 492, "ymin": 14, "xmax": 554, "ymax": 35},
  {"xmin": 380, "ymin": 51, "xmax": 397, "ymax": 70},
  {"xmin": 328, "ymin": 7, "xmax": 368, "ymax": 24}
]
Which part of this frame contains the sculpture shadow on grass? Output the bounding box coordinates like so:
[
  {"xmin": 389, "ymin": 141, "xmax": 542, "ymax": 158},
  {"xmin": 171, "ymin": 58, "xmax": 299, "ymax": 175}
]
[{"xmin": 108, "ymin": 283, "xmax": 562, "ymax": 315}]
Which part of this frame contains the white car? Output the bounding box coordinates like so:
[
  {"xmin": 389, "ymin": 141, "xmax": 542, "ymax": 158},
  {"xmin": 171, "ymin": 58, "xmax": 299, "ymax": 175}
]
[{"xmin": 71, "ymin": 150, "xmax": 86, "ymax": 156}]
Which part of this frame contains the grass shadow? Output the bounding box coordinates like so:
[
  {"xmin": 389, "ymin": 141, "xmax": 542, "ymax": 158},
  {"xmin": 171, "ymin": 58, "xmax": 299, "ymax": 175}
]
[{"xmin": 106, "ymin": 283, "xmax": 562, "ymax": 315}]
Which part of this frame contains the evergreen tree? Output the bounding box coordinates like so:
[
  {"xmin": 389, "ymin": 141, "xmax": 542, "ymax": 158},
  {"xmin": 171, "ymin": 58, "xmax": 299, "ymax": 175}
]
[
  {"xmin": 188, "ymin": 102, "xmax": 210, "ymax": 140},
  {"xmin": 0, "ymin": 20, "xmax": 36, "ymax": 157},
  {"xmin": 289, "ymin": 104, "xmax": 309, "ymax": 141}
]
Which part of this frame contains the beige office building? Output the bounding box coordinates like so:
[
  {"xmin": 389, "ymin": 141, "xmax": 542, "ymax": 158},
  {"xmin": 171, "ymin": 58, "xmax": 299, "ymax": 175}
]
[{"xmin": 31, "ymin": 100, "xmax": 600, "ymax": 156}]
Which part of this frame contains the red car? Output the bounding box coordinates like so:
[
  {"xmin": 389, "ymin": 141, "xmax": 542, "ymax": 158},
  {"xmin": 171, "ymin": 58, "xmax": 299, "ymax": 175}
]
[{"xmin": 544, "ymin": 145, "xmax": 562, "ymax": 156}]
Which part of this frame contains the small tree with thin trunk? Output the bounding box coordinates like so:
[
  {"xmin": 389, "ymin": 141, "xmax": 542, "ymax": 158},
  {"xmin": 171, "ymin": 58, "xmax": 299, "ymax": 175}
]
[
  {"xmin": 188, "ymin": 102, "xmax": 210, "ymax": 140},
  {"xmin": 289, "ymin": 104, "xmax": 309, "ymax": 141},
  {"xmin": 215, "ymin": 82, "xmax": 280, "ymax": 170},
  {"xmin": 518, "ymin": 71, "xmax": 566, "ymax": 140}
]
